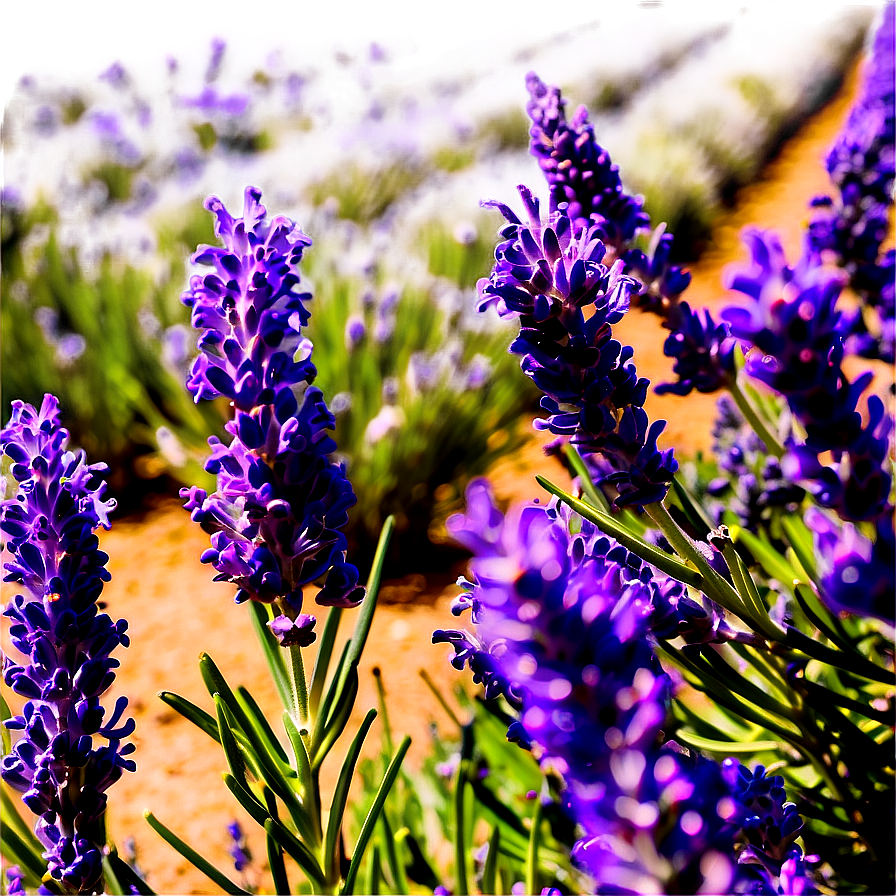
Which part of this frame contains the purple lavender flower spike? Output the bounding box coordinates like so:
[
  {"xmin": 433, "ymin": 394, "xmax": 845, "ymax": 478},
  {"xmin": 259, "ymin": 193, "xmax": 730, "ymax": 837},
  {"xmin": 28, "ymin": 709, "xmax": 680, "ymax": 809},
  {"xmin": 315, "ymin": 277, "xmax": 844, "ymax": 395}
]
[
  {"xmin": 181, "ymin": 187, "xmax": 364, "ymax": 634},
  {"xmin": 525, "ymin": 72, "xmax": 692, "ymax": 318},
  {"xmin": 805, "ymin": 507, "xmax": 895, "ymax": 624},
  {"xmin": 722, "ymin": 761, "xmax": 821, "ymax": 894},
  {"xmin": 478, "ymin": 187, "xmax": 678, "ymax": 509},
  {"xmin": 1, "ymin": 395, "xmax": 135, "ymax": 894},
  {"xmin": 437, "ymin": 479, "xmax": 746, "ymax": 893},
  {"xmin": 655, "ymin": 302, "xmax": 736, "ymax": 396},
  {"xmin": 723, "ymin": 227, "xmax": 893, "ymax": 522},
  {"xmin": 227, "ymin": 820, "xmax": 252, "ymax": 873}
]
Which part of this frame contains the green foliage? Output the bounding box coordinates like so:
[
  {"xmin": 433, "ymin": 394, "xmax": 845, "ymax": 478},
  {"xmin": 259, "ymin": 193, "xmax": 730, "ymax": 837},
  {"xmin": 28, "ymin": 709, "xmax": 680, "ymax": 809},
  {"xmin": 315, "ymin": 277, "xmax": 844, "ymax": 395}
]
[{"xmin": 475, "ymin": 108, "xmax": 530, "ymax": 153}]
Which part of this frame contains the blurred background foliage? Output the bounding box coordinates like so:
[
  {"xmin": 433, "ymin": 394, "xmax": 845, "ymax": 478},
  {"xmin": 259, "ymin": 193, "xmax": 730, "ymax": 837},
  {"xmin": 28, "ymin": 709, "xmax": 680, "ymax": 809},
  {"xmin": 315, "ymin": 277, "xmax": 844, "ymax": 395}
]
[{"xmin": 0, "ymin": 3, "xmax": 874, "ymax": 560}]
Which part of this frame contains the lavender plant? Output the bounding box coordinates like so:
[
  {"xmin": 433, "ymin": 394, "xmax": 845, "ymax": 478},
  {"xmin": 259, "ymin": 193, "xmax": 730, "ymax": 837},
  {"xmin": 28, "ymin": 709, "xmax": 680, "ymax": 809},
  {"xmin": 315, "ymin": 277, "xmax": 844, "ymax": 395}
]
[
  {"xmin": 144, "ymin": 187, "xmax": 411, "ymax": 895},
  {"xmin": 1, "ymin": 395, "xmax": 135, "ymax": 894}
]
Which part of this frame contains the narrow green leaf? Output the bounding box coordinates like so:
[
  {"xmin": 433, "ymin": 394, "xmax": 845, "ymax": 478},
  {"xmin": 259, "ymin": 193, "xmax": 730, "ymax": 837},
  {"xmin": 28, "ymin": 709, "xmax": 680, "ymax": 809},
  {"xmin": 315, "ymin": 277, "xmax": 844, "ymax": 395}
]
[
  {"xmin": 536, "ymin": 476, "xmax": 705, "ymax": 588},
  {"xmin": 222, "ymin": 773, "xmax": 270, "ymax": 829},
  {"xmin": 342, "ymin": 735, "xmax": 411, "ymax": 894},
  {"xmin": 675, "ymin": 730, "xmax": 784, "ymax": 754},
  {"xmin": 326, "ymin": 709, "xmax": 377, "ymax": 881},
  {"xmin": 781, "ymin": 516, "xmax": 818, "ymax": 584},
  {"xmin": 215, "ymin": 696, "xmax": 249, "ymax": 790},
  {"xmin": 308, "ymin": 606, "xmax": 343, "ymax": 719},
  {"xmin": 102, "ymin": 852, "xmax": 126, "ymax": 896},
  {"xmin": 364, "ymin": 844, "xmax": 382, "ymax": 896},
  {"xmin": 314, "ymin": 667, "xmax": 359, "ymax": 771},
  {"xmin": 311, "ymin": 640, "xmax": 351, "ymax": 750},
  {"xmin": 732, "ymin": 526, "xmax": 801, "ymax": 588},
  {"xmin": 561, "ymin": 443, "xmax": 609, "ymax": 512},
  {"xmin": 525, "ymin": 795, "xmax": 544, "ymax": 896},
  {"xmin": 453, "ymin": 758, "xmax": 469, "ymax": 896},
  {"xmin": 248, "ymin": 601, "xmax": 292, "ymax": 711},
  {"xmin": 328, "ymin": 517, "xmax": 395, "ymax": 725},
  {"xmin": 671, "ymin": 477, "xmax": 715, "ymax": 537},
  {"xmin": 236, "ymin": 686, "xmax": 289, "ymax": 765},
  {"xmin": 198, "ymin": 654, "xmax": 256, "ymax": 737},
  {"xmin": 145, "ymin": 810, "xmax": 251, "ymax": 895},
  {"xmin": 103, "ymin": 852, "xmax": 157, "ymax": 895},
  {"xmin": 158, "ymin": 691, "xmax": 221, "ymax": 742},
  {"xmin": 719, "ymin": 541, "xmax": 778, "ymax": 639},
  {"xmin": 266, "ymin": 829, "xmax": 291, "ymax": 896},
  {"xmin": 262, "ymin": 818, "xmax": 327, "ymax": 890},
  {"xmin": 1, "ymin": 691, "xmax": 12, "ymax": 756},
  {"xmin": 379, "ymin": 810, "xmax": 409, "ymax": 895},
  {"xmin": 482, "ymin": 825, "xmax": 501, "ymax": 896},
  {"xmin": 0, "ymin": 819, "xmax": 46, "ymax": 885},
  {"xmin": 2, "ymin": 784, "xmax": 45, "ymax": 857}
]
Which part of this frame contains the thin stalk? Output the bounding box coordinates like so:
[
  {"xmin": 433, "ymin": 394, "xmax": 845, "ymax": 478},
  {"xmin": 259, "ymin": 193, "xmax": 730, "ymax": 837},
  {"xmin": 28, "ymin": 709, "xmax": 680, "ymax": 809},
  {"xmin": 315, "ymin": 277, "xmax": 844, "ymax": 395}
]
[
  {"xmin": 526, "ymin": 796, "xmax": 544, "ymax": 896},
  {"xmin": 727, "ymin": 376, "xmax": 785, "ymax": 458},
  {"xmin": 419, "ymin": 668, "xmax": 465, "ymax": 729},
  {"xmin": 454, "ymin": 759, "xmax": 470, "ymax": 896},
  {"xmin": 288, "ymin": 643, "xmax": 310, "ymax": 731}
]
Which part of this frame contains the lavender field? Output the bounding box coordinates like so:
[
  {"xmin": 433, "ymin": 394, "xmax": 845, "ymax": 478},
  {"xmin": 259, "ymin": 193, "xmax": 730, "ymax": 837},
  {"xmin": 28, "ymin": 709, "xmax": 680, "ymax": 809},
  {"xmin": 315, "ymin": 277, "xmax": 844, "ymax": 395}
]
[{"xmin": 1, "ymin": 3, "xmax": 894, "ymax": 895}]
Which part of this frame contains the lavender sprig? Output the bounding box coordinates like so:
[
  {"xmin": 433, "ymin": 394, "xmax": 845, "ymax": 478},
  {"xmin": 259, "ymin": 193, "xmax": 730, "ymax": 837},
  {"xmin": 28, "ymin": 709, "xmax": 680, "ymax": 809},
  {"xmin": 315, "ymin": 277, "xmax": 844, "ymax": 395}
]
[
  {"xmin": 180, "ymin": 187, "xmax": 364, "ymax": 646},
  {"xmin": 1, "ymin": 394, "xmax": 135, "ymax": 894},
  {"xmin": 478, "ymin": 186, "xmax": 678, "ymax": 509},
  {"xmin": 436, "ymin": 479, "xmax": 746, "ymax": 894},
  {"xmin": 722, "ymin": 227, "xmax": 893, "ymax": 523}
]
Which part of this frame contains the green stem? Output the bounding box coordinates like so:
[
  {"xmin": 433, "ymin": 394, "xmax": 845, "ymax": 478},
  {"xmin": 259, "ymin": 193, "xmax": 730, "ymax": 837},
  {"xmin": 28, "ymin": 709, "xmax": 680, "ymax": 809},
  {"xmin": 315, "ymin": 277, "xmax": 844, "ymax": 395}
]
[
  {"xmin": 526, "ymin": 796, "xmax": 544, "ymax": 896},
  {"xmin": 727, "ymin": 376, "xmax": 786, "ymax": 458},
  {"xmin": 645, "ymin": 500, "xmax": 765, "ymax": 633},
  {"xmin": 288, "ymin": 643, "xmax": 310, "ymax": 731},
  {"xmin": 454, "ymin": 759, "xmax": 469, "ymax": 896}
]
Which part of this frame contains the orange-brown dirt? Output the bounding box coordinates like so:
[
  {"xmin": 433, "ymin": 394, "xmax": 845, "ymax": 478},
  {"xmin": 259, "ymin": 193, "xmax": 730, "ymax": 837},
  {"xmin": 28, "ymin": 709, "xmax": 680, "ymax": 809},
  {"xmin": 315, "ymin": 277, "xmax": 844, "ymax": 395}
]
[{"xmin": 3, "ymin": 59, "xmax": 893, "ymax": 895}]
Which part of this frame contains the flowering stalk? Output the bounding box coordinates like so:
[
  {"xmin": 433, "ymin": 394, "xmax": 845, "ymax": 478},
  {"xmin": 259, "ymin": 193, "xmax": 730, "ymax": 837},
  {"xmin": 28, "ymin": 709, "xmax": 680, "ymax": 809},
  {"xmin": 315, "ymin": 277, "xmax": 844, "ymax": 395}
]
[
  {"xmin": 1, "ymin": 394, "xmax": 135, "ymax": 894},
  {"xmin": 478, "ymin": 185, "xmax": 678, "ymax": 510},
  {"xmin": 436, "ymin": 480, "xmax": 748, "ymax": 894},
  {"xmin": 179, "ymin": 186, "xmax": 365, "ymax": 718}
]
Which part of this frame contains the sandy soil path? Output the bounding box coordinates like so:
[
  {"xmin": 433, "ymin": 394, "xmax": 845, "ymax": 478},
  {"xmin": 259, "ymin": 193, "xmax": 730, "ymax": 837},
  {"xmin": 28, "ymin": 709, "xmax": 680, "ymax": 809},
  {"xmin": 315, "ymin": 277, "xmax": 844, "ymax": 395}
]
[{"xmin": 5, "ymin": 58, "xmax": 891, "ymax": 895}]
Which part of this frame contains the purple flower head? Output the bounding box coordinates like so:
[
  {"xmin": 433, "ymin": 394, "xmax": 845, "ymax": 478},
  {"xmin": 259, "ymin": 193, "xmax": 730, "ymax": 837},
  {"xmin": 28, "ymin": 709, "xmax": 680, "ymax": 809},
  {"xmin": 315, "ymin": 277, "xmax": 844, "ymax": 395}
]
[
  {"xmin": 205, "ymin": 37, "xmax": 227, "ymax": 84},
  {"xmin": 1, "ymin": 395, "xmax": 135, "ymax": 894},
  {"xmin": 344, "ymin": 315, "xmax": 366, "ymax": 351},
  {"xmin": 0, "ymin": 181, "xmax": 28, "ymax": 212},
  {"xmin": 268, "ymin": 612, "xmax": 318, "ymax": 647},
  {"xmin": 227, "ymin": 819, "xmax": 252, "ymax": 873},
  {"xmin": 478, "ymin": 188, "xmax": 677, "ymax": 509},
  {"xmin": 182, "ymin": 186, "xmax": 315, "ymax": 407},
  {"xmin": 99, "ymin": 61, "xmax": 128, "ymax": 88},
  {"xmin": 723, "ymin": 228, "xmax": 892, "ymax": 522},
  {"xmin": 805, "ymin": 507, "xmax": 895, "ymax": 624},
  {"xmin": 655, "ymin": 302, "xmax": 736, "ymax": 397},
  {"xmin": 525, "ymin": 73, "xmax": 649, "ymax": 253},
  {"xmin": 707, "ymin": 396, "xmax": 806, "ymax": 530},
  {"xmin": 438, "ymin": 480, "xmax": 745, "ymax": 893},
  {"xmin": 180, "ymin": 86, "xmax": 250, "ymax": 118},
  {"xmin": 409, "ymin": 352, "xmax": 444, "ymax": 392},
  {"xmin": 181, "ymin": 188, "xmax": 364, "ymax": 623}
]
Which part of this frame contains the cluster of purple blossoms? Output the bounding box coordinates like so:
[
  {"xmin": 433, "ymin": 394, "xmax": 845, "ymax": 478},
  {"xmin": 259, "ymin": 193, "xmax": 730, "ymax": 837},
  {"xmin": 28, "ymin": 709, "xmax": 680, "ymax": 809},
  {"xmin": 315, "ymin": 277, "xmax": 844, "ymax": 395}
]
[
  {"xmin": 435, "ymin": 480, "xmax": 748, "ymax": 893},
  {"xmin": 722, "ymin": 762, "xmax": 819, "ymax": 895},
  {"xmin": 1, "ymin": 394, "xmax": 136, "ymax": 894},
  {"xmin": 654, "ymin": 302, "xmax": 736, "ymax": 398},
  {"xmin": 722, "ymin": 228, "xmax": 893, "ymax": 523},
  {"xmin": 525, "ymin": 72, "xmax": 691, "ymax": 317},
  {"xmin": 477, "ymin": 185, "xmax": 677, "ymax": 509},
  {"xmin": 805, "ymin": 507, "xmax": 895, "ymax": 625},
  {"xmin": 807, "ymin": 1, "xmax": 894, "ymax": 357},
  {"xmin": 707, "ymin": 396, "xmax": 806, "ymax": 532},
  {"xmin": 180, "ymin": 187, "xmax": 363, "ymax": 645}
]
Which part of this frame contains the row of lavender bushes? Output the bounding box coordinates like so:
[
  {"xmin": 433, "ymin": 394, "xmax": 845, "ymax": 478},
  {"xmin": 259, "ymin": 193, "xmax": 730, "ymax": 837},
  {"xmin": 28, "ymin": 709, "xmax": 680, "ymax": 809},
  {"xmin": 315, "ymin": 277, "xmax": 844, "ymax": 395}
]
[
  {"xmin": 1, "ymin": 3, "xmax": 894, "ymax": 894},
  {"xmin": 0, "ymin": 5, "xmax": 873, "ymax": 559}
]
